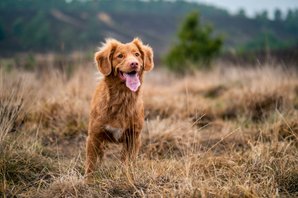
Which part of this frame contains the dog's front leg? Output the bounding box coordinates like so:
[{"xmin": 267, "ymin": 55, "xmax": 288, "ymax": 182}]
[{"xmin": 85, "ymin": 134, "xmax": 104, "ymax": 176}]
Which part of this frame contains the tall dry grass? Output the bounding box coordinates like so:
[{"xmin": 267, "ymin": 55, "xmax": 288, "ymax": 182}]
[{"xmin": 0, "ymin": 61, "xmax": 298, "ymax": 197}]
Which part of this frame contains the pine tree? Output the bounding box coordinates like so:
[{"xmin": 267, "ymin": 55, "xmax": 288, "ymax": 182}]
[{"xmin": 165, "ymin": 11, "xmax": 222, "ymax": 73}]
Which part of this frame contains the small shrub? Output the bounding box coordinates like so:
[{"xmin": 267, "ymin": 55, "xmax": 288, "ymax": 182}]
[
  {"xmin": 164, "ymin": 11, "xmax": 222, "ymax": 73},
  {"xmin": 24, "ymin": 54, "xmax": 36, "ymax": 71}
]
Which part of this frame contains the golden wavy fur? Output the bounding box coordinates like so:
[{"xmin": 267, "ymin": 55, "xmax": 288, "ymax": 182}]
[{"xmin": 85, "ymin": 38, "xmax": 154, "ymax": 176}]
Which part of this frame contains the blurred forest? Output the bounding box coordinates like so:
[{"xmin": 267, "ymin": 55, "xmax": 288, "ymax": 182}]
[{"xmin": 0, "ymin": 0, "xmax": 298, "ymax": 63}]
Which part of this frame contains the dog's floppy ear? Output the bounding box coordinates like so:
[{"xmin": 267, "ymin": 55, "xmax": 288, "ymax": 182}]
[
  {"xmin": 95, "ymin": 39, "xmax": 119, "ymax": 76},
  {"xmin": 133, "ymin": 38, "xmax": 154, "ymax": 71}
]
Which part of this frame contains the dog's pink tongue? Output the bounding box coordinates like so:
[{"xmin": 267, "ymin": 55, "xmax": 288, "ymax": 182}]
[{"xmin": 123, "ymin": 73, "xmax": 140, "ymax": 92}]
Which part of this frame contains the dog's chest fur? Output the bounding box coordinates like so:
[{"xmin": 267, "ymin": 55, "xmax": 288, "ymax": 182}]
[
  {"xmin": 103, "ymin": 87, "xmax": 142, "ymax": 141},
  {"xmin": 90, "ymin": 77, "xmax": 144, "ymax": 142},
  {"xmin": 107, "ymin": 89, "xmax": 139, "ymax": 119}
]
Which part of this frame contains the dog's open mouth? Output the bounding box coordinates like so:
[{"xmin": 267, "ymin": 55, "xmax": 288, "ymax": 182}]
[{"xmin": 118, "ymin": 70, "xmax": 140, "ymax": 92}]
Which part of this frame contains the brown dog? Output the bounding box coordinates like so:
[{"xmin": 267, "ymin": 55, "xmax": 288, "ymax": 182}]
[{"xmin": 85, "ymin": 38, "xmax": 154, "ymax": 175}]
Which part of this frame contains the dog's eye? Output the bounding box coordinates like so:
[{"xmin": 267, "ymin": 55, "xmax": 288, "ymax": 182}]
[
  {"xmin": 117, "ymin": 54, "xmax": 123, "ymax": 58},
  {"xmin": 135, "ymin": 52, "xmax": 140, "ymax": 57}
]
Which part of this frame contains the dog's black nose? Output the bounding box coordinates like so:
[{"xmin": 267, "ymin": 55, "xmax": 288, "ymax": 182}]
[{"xmin": 130, "ymin": 62, "xmax": 138, "ymax": 68}]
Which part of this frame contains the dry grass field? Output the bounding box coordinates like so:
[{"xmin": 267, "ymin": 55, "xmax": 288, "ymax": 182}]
[{"xmin": 1, "ymin": 56, "xmax": 298, "ymax": 197}]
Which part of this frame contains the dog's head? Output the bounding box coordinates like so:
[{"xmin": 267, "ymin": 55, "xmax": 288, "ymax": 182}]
[{"xmin": 95, "ymin": 38, "xmax": 154, "ymax": 92}]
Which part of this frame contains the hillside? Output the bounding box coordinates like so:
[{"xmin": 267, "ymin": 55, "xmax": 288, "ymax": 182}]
[{"xmin": 0, "ymin": 0, "xmax": 298, "ymax": 57}]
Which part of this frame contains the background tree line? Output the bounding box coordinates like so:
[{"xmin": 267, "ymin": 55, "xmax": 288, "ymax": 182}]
[{"xmin": 0, "ymin": 0, "xmax": 298, "ymax": 57}]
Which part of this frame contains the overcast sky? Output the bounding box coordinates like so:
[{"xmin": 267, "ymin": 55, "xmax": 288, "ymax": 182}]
[{"xmin": 192, "ymin": 0, "xmax": 298, "ymax": 18}]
